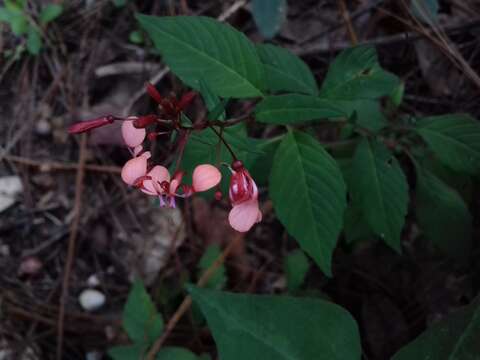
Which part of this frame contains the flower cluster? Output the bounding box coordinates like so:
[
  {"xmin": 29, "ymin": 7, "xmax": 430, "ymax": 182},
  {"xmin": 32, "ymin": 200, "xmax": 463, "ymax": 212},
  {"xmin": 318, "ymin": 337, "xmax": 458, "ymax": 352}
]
[{"xmin": 68, "ymin": 83, "xmax": 261, "ymax": 232}]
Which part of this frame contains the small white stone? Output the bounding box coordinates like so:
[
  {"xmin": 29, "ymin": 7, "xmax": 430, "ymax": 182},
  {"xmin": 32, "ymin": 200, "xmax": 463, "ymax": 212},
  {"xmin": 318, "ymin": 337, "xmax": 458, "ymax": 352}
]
[
  {"xmin": 86, "ymin": 274, "xmax": 100, "ymax": 287},
  {"xmin": 0, "ymin": 176, "xmax": 23, "ymax": 213},
  {"xmin": 35, "ymin": 119, "xmax": 52, "ymax": 135},
  {"xmin": 79, "ymin": 289, "xmax": 106, "ymax": 311},
  {"xmin": 85, "ymin": 351, "xmax": 102, "ymax": 360}
]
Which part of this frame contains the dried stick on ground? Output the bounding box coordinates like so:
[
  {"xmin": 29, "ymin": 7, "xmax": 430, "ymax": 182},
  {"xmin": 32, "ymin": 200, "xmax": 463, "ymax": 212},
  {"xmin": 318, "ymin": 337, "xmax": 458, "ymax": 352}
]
[
  {"xmin": 145, "ymin": 232, "xmax": 245, "ymax": 360},
  {"xmin": 56, "ymin": 133, "xmax": 88, "ymax": 360},
  {"xmin": 337, "ymin": 0, "xmax": 358, "ymax": 45}
]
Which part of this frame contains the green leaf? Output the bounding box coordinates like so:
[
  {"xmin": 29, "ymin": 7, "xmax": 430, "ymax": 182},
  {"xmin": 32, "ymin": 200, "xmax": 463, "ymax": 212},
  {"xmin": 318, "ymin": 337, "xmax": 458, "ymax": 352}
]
[
  {"xmin": 390, "ymin": 82, "xmax": 405, "ymax": 107},
  {"xmin": 198, "ymin": 245, "xmax": 226, "ymax": 290},
  {"xmin": 156, "ymin": 347, "xmax": 199, "ymax": 360},
  {"xmin": 270, "ymin": 131, "xmax": 347, "ymax": 275},
  {"xmin": 26, "ymin": 25, "xmax": 41, "ymax": 55},
  {"xmin": 251, "ymin": 0, "xmax": 287, "ymax": 39},
  {"xmin": 319, "ymin": 45, "xmax": 399, "ymax": 100},
  {"xmin": 39, "ymin": 4, "xmax": 63, "ymax": 25},
  {"xmin": 337, "ymin": 99, "xmax": 387, "ymax": 132},
  {"xmin": 416, "ymin": 168, "xmax": 471, "ymax": 260},
  {"xmin": 137, "ymin": 15, "xmax": 265, "ymax": 98},
  {"xmin": 393, "ymin": 298, "xmax": 480, "ymax": 360},
  {"xmin": 188, "ymin": 285, "xmax": 361, "ymax": 360},
  {"xmin": 256, "ymin": 43, "xmax": 318, "ymax": 95},
  {"xmin": 112, "ymin": 0, "xmax": 127, "ymax": 7},
  {"xmin": 123, "ymin": 279, "xmax": 164, "ymax": 344},
  {"xmin": 284, "ymin": 249, "xmax": 310, "ymax": 292},
  {"xmin": 343, "ymin": 204, "xmax": 374, "ymax": 244},
  {"xmin": 0, "ymin": 7, "xmax": 11, "ymax": 22},
  {"xmin": 255, "ymin": 94, "xmax": 346, "ymax": 124},
  {"xmin": 129, "ymin": 30, "xmax": 144, "ymax": 44},
  {"xmin": 415, "ymin": 114, "xmax": 480, "ymax": 174},
  {"xmin": 245, "ymin": 136, "xmax": 282, "ymax": 186},
  {"xmin": 199, "ymin": 79, "xmax": 225, "ymax": 120},
  {"xmin": 108, "ymin": 344, "xmax": 146, "ymax": 360},
  {"xmin": 349, "ymin": 139, "xmax": 408, "ymax": 251},
  {"xmin": 5, "ymin": 7, "xmax": 28, "ymax": 35}
]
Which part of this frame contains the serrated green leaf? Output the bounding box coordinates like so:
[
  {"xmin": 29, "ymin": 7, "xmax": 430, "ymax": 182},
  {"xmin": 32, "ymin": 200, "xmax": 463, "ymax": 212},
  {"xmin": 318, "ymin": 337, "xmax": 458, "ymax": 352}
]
[
  {"xmin": 255, "ymin": 94, "xmax": 346, "ymax": 124},
  {"xmin": 26, "ymin": 25, "xmax": 41, "ymax": 55},
  {"xmin": 137, "ymin": 15, "xmax": 265, "ymax": 98},
  {"xmin": 123, "ymin": 280, "xmax": 164, "ymax": 344},
  {"xmin": 188, "ymin": 285, "xmax": 361, "ymax": 360},
  {"xmin": 270, "ymin": 131, "xmax": 347, "ymax": 275},
  {"xmin": 251, "ymin": 0, "xmax": 287, "ymax": 39},
  {"xmin": 415, "ymin": 114, "xmax": 480, "ymax": 174},
  {"xmin": 284, "ymin": 249, "xmax": 310, "ymax": 292},
  {"xmin": 319, "ymin": 45, "xmax": 399, "ymax": 100},
  {"xmin": 108, "ymin": 343, "xmax": 146, "ymax": 360},
  {"xmin": 156, "ymin": 347, "xmax": 199, "ymax": 360},
  {"xmin": 393, "ymin": 298, "xmax": 480, "ymax": 360},
  {"xmin": 350, "ymin": 139, "xmax": 408, "ymax": 251},
  {"xmin": 39, "ymin": 4, "xmax": 63, "ymax": 25},
  {"xmin": 198, "ymin": 245, "xmax": 226, "ymax": 290},
  {"xmin": 256, "ymin": 43, "xmax": 318, "ymax": 95},
  {"xmin": 416, "ymin": 168, "xmax": 471, "ymax": 260}
]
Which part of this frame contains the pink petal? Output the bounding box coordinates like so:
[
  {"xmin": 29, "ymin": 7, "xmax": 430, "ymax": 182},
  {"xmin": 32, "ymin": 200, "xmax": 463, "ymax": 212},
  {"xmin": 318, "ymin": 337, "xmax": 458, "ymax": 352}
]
[
  {"xmin": 228, "ymin": 199, "xmax": 262, "ymax": 233},
  {"xmin": 192, "ymin": 164, "xmax": 222, "ymax": 192},
  {"xmin": 133, "ymin": 145, "xmax": 143, "ymax": 157},
  {"xmin": 142, "ymin": 165, "xmax": 170, "ymax": 195},
  {"xmin": 169, "ymin": 171, "xmax": 184, "ymax": 194},
  {"xmin": 121, "ymin": 119, "xmax": 146, "ymax": 148},
  {"xmin": 121, "ymin": 156, "xmax": 148, "ymax": 185}
]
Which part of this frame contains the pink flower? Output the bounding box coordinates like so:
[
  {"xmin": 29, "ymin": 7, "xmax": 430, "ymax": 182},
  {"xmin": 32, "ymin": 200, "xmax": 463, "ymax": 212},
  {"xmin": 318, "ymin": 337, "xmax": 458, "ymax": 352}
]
[
  {"xmin": 192, "ymin": 164, "xmax": 222, "ymax": 192},
  {"xmin": 128, "ymin": 163, "xmax": 222, "ymax": 208},
  {"xmin": 121, "ymin": 118, "xmax": 146, "ymax": 148},
  {"xmin": 121, "ymin": 151, "xmax": 151, "ymax": 185},
  {"xmin": 228, "ymin": 161, "xmax": 262, "ymax": 233}
]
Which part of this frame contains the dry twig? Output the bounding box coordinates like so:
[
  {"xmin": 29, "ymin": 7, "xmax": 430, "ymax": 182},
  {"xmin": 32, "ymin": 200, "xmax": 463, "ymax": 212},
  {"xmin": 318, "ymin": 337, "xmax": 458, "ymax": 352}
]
[
  {"xmin": 145, "ymin": 232, "xmax": 244, "ymax": 360},
  {"xmin": 56, "ymin": 133, "xmax": 88, "ymax": 360}
]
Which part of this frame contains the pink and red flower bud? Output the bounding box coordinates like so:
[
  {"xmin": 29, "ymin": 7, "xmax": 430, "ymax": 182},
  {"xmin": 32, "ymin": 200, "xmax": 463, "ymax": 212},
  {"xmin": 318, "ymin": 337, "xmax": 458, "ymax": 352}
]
[
  {"xmin": 133, "ymin": 114, "xmax": 158, "ymax": 128},
  {"xmin": 227, "ymin": 161, "xmax": 262, "ymax": 233},
  {"xmin": 68, "ymin": 115, "xmax": 115, "ymax": 134},
  {"xmin": 146, "ymin": 83, "xmax": 163, "ymax": 104},
  {"xmin": 177, "ymin": 91, "xmax": 197, "ymax": 111}
]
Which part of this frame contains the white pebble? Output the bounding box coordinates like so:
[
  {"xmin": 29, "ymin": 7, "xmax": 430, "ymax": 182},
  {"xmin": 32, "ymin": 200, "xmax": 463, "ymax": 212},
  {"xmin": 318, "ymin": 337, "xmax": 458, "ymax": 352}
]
[
  {"xmin": 86, "ymin": 274, "xmax": 100, "ymax": 287},
  {"xmin": 79, "ymin": 289, "xmax": 106, "ymax": 311}
]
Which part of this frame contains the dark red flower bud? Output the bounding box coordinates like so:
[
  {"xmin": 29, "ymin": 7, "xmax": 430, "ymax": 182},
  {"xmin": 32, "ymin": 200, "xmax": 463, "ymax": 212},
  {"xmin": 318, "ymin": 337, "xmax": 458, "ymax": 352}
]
[
  {"xmin": 177, "ymin": 91, "xmax": 197, "ymax": 111},
  {"xmin": 215, "ymin": 190, "xmax": 223, "ymax": 201},
  {"xmin": 147, "ymin": 132, "xmax": 158, "ymax": 141},
  {"xmin": 68, "ymin": 115, "xmax": 115, "ymax": 134},
  {"xmin": 160, "ymin": 99, "xmax": 176, "ymax": 117},
  {"xmin": 232, "ymin": 160, "xmax": 244, "ymax": 171},
  {"xmin": 146, "ymin": 83, "xmax": 163, "ymax": 104},
  {"xmin": 133, "ymin": 114, "xmax": 158, "ymax": 128}
]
